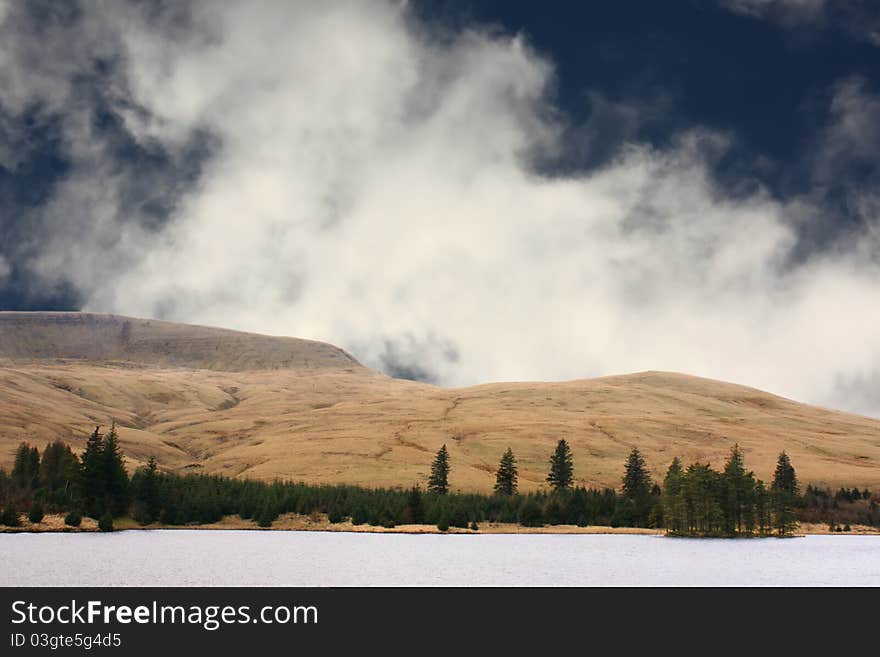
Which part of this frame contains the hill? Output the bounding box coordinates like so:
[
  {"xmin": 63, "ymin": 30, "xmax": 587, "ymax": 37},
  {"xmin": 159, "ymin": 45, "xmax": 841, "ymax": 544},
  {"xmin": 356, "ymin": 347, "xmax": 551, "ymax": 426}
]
[
  {"xmin": 1, "ymin": 312, "xmax": 878, "ymax": 491},
  {"xmin": 0, "ymin": 312, "xmax": 359, "ymax": 371}
]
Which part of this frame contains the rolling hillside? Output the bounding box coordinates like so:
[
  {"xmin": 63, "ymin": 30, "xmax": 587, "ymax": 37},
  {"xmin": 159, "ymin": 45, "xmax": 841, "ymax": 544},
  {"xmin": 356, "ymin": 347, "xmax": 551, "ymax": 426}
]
[{"xmin": 1, "ymin": 312, "xmax": 878, "ymax": 491}]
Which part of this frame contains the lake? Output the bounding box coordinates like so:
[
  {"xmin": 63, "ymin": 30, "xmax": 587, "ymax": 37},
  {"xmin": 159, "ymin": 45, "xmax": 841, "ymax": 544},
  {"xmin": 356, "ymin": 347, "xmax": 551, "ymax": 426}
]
[{"xmin": 1, "ymin": 531, "xmax": 878, "ymax": 586}]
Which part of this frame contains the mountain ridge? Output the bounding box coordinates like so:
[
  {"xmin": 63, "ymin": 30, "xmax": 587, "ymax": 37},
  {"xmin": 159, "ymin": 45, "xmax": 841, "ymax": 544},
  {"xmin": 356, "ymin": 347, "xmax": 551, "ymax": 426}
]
[{"xmin": 0, "ymin": 311, "xmax": 361, "ymax": 371}]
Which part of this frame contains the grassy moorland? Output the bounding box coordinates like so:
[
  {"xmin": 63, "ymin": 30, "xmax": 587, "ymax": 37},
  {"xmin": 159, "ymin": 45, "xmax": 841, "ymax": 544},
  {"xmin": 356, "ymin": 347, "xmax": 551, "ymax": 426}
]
[{"xmin": 2, "ymin": 313, "xmax": 880, "ymax": 495}]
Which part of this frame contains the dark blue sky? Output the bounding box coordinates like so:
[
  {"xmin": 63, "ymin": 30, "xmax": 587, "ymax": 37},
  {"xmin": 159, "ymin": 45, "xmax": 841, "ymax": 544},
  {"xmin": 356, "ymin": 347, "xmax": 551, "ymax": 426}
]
[
  {"xmin": 2, "ymin": 0, "xmax": 880, "ymax": 310},
  {"xmin": 416, "ymin": 1, "xmax": 880, "ymax": 171}
]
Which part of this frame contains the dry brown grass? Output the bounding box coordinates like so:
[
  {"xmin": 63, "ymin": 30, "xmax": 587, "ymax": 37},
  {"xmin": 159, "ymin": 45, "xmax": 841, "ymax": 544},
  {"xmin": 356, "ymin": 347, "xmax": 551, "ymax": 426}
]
[{"xmin": 1, "ymin": 313, "xmax": 880, "ymax": 492}]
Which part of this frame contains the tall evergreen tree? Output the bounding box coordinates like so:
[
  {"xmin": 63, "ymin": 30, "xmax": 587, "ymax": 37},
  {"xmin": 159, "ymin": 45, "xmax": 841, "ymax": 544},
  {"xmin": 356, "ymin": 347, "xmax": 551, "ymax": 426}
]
[
  {"xmin": 622, "ymin": 447, "xmax": 652, "ymax": 501},
  {"xmin": 39, "ymin": 441, "xmax": 80, "ymax": 502},
  {"xmin": 721, "ymin": 444, "xmax": 755, "ymax": 535},
  {"xmin": 80, "ymin": 426, "xmax": 105, "ymax": 516},
  {"xmin": 547, "ymin": 439, "xmax": 574, "ymax": 492},
  {"xmin": 12, "ymin": 442, "xmax": 40, "ymax": 490},
  {"xmin": 101, "ymin": 424, "xmax": 129, "ymax": 517},
  {"xmin": 754, "ymin": 479, "xmax": 771, "ymax": 535},
  {"xmin": 661, "ymin": 457, "xmax": 685, "ymax": 534},
  {"xmin": 132, "ymin": 457, "xmax": 161, "ymax": 523},
  {"xmin": 771, "ymin": 452, "xmax": 798, "ymax": 495},
  {"xmin": 771, "ymin": 451, "xmax": 799, "ymax": 537},
  {"xmin": 683, "ymin": 462, "xmax": 723, "ymax": 535},
  {"xmin": 427, "ymin": 445, "xmax": 450, "ymax": 495},
  {"xmin": 494, "ymin": 447, "xmax": 518, "ymax": 496},
  {"xmin": 621, "ymin": 447, "xmax": 653, "ymax": 525}
]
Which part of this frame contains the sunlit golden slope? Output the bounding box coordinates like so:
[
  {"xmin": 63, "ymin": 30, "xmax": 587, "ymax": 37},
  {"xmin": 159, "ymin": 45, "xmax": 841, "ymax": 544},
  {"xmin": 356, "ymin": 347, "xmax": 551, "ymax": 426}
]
[{"xmin": 1, "ymin": 313, "xmax": 878, "ymax": 491}]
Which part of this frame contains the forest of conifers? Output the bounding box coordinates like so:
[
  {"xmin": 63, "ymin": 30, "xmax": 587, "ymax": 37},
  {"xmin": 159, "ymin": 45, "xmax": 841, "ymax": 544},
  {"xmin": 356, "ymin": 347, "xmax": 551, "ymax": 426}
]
[{"xmin": 0, "ymin": 426, "xmax": 877, "ymax": 537}]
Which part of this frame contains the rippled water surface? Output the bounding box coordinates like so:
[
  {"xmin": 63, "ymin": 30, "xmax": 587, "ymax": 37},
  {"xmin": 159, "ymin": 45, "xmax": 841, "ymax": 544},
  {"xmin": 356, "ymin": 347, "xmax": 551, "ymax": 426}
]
[{"xmin": 2, "ymin": 531, "xmax": 878, "ymax": 586}]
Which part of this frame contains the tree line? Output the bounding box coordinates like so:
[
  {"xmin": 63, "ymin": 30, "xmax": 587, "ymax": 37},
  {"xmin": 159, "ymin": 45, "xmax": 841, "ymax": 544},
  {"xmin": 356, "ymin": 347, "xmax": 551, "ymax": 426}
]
[
  {"xmin": 0, "ymin": 425, "xmax": 129, "ymax": 531},
  {"xmin": 1, "ymin": 428, "xmax": 876, "ymax": 536},
  {"xmin": 426, "ymin": 439, "xmax": 823, "ymax": 535}
]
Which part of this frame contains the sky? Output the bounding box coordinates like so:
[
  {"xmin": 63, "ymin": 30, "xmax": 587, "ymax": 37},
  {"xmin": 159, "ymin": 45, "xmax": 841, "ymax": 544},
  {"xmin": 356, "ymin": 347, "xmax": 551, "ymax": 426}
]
[{"xmin": 1, "ymin": 0, "xmax": 880, "ymax": 415}]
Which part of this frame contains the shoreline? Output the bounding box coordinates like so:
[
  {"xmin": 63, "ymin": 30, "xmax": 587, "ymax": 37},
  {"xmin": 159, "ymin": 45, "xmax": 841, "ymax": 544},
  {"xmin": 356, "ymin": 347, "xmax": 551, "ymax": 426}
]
[{"xmin": 1, "ymin": 514, "xmax": 878, "ymax": 536}]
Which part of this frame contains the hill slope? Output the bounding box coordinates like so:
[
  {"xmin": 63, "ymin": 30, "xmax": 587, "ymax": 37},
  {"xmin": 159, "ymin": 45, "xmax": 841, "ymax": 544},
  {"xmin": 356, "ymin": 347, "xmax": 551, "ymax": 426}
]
[{"xmin": 1, "ymin": 312, "xmax": 878, "ymax": 491}]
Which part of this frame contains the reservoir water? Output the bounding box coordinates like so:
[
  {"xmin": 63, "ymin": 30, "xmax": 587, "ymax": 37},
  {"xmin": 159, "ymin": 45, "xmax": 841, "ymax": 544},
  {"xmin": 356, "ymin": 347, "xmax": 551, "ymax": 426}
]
[{"xmin": 1, "ymin": 531, "xmax": 877, "ymax": 586}]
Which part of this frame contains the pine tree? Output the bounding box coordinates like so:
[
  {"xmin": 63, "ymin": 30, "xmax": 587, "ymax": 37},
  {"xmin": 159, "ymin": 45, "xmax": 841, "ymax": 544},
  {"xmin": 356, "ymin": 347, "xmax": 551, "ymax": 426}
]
[
  {"xmin": 754, "ymin": 480, "xmax": 771, "ymax": 535},
  {"xmin": 622, "ymin": 447, "xmax": 652, "ymax": 502},
  {"xmin": 494, "ymin": 447, "xmax": 518, "ymax": 496},
  {"xmin": 771, "ymin": 451, "xmax": 799, "ymax": 537},
  {"xmin": 39, "ymin": 441, "xmax": 80, "ymax": 503},
  {"xmin": 547, "ymin": 439, "xmax": 574, "ymax": 492},
  {"xmin": 12, "ymin": 442, "xmax": 40, "ymax": 490},
  {"xmin": 80, "ymin": 426, "xmax": 105, "ymax": 516},
  {"xmin": 771, "ymin": 452, "xmax": 798, "ymax": 495},
  {"xmin": 684, "ymin": 463, "xmax": 723, "ymax": 535},
  {"xmin": 101, "ymin": 424, "xmax": 130, "ymax": 517},
  {"xmin": 427, "ymin": 445, "xmax": 450, "ymax": 495},
  {"xmin": 132, "ymin": 457, "xmax": 161, "ymax": 523},
  {"xmin": 741, "ymin": 471, "xmax": 757, "ymax": 536},
  {"xmin": 661, "ymin": 457, "xmax": 685, "ymax": 534},
  {"xmin": 721, "ymin": 444, "xmax": 755, "ymax": 535}
]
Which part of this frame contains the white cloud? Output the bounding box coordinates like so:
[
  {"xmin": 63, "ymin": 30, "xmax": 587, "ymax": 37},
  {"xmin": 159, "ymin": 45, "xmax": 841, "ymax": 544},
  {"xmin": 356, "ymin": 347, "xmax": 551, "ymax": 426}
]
[{"xmin": 5, "ymin": 1, "xmax": 880, "ymax": 415}]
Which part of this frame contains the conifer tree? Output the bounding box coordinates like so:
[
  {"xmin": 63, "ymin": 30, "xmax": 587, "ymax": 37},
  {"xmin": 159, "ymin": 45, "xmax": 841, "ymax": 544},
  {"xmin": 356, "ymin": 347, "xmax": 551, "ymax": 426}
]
[
  {"xmin": 144, "ymin": 457, "xmax": 161, "ymax": 518},
  {"xmin": 547, "ymin": 439, "xmax": 574, "ymax": 492},
  {"xmin": 771, "ymin": 452, "xmax": 798, "ymax": 495},
  {"xmin": 622, "ymin": 447, "xmax": 652, "ymax": 502},
  {"xmin": 80, "ymin": 426, "xmax": 105, "ymax": 516},
  {"xmin": 12, "ymin": 442, "xmax": 40, "ymax": 490},
  {"xmin": 661, "ymin": 457, "xmax": 685, "ymax": 534},
  {"xmin": 722, "ymin": 444, "xmax": 755, "ymax": 535},
  {"xmin": 494, "ymin": 447, "xmax": 518, "ymax": 496},
  {"xmin": 771, "ymin": 451, "xmax": 799, "ymax": 537},
  {"xmin": 684, "ymin": 462, "xmax": 723, "ymax": 535},
  {"xmin": 427, "ymin": 444, "xmax": 450, "ymax": 495},
  {"xmin": 39, "ymin": 441, "xmax": 80, "ymax": 502},
  {"xmin": 754, "ymin": 480, "xmax": 771, "ymax": 535},
  {"xmin": 101, "ymin": 424, "xmax": 130, "ymax": 517},
  {"xmin": 132, "ymin": 457, "xmax": 161, "ymax": 523}
]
